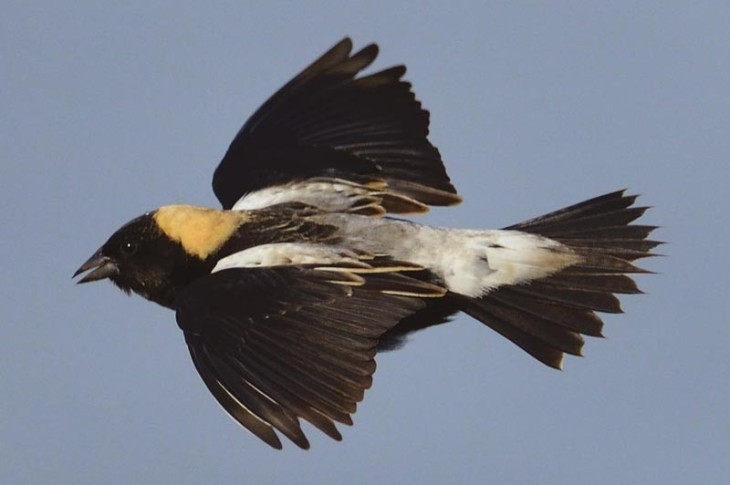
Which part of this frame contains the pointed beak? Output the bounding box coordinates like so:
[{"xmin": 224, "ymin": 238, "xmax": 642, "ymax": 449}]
[{"xmin": 73, "ymin": 249, "xmax": 119, "ymax": 283}]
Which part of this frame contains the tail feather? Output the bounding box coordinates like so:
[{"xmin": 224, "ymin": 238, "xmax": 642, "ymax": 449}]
[
  {"xmin": 507, "ymin": 282, "xmax": 624, "ymax": 313},
  {"xmin": 461, "ymin": 295, "xmax": 585, "ymax": 355},
  {"xmin": 457, "ymin": 295, "xmax": 568, "ymax": 368},
  {"xmin": 540, "ymin": 272, "xmax": 641, "ymax": 294},
  {"xmin": 461, "ymin": 190, "xmax": 659, "ymax": 369},
  {"xmin": 518, "ymin": 207, "xmax": 649, "ymax": 237},
  {"xmin": 553, "ymin": 225, "xmax": 659, "ymax": 243},
  {"xmin": 489, "ymin": 288, "xmax": 605, "ymax": 336},
  {"xmin": 505, "ymin": 190, "xmax": 638, "ymax": 231},
  {"xmin": 566, "ymin": 238, "xmax": 659, "ymax": 258}
]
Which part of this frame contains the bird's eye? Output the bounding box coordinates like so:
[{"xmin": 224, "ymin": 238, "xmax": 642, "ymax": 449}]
[{"xmin": 119, "ymin": 240, "xmax": 138, "ymax": 257}]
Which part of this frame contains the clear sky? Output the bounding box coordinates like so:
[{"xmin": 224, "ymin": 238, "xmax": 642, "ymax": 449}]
[{"xmin": 2, "ymin": 2, "xmax": 728, "ymax": 484}]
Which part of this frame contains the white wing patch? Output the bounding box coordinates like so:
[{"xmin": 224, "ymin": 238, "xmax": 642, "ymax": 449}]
[
  {"xmin": 212, "ymin": 243, "xmax": 366, "ymax": 272},
  {"xmin": 231, "ymin": 177, "xmax": 428, "ymax": 215},
  {"xmin": 231, "ymin": 178, "xmax": 380, "ymax": 212}
]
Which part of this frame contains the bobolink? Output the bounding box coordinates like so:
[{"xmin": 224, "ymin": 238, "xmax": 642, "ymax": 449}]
[{"xmin": 74, "ymin": 38, "xmax": 659, "ymax": 449}]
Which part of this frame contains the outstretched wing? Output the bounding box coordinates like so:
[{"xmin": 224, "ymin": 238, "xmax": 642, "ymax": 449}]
[
  {"xmin": 176, "ymin": 264, "xmax": 443, "ymax": 449},
  {"xmin": 212, "ymin": 38, "xmax": 461, "ymax": 214}
]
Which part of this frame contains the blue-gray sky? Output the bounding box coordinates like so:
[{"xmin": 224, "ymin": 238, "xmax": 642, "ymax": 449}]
[{"xmin": 2, "ymin": 2, "xmax": 728, "ymax": 484}]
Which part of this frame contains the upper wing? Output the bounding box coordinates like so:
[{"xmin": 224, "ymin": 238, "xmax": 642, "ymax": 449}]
[
  {"xmin": 176, "ymin": 264, "xmax": 443, "ymax": 449},
  {"xmin": 212, "ymin": 38, "xmax": 461, "ymax": 212}
]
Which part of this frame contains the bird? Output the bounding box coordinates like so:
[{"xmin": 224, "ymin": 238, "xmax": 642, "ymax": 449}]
[{"xmin": 74, "ymin": 37, "xmax": 659, "ymax": 450}]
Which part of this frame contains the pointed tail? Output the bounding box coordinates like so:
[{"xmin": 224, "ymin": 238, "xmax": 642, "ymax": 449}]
[{"xmin": 458, "ymin": 190, "xmax": 660, "ymax": 369}]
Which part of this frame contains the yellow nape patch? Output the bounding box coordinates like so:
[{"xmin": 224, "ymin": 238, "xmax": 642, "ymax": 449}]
[{"xmin": 154, "ymin": 205, "xmax": 247, "ymax": 259}]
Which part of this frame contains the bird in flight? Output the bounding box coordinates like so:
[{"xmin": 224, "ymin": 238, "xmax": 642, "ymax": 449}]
[{"xmin": 74, "ymin": 38, "xmax": 659, "ymax": 449}]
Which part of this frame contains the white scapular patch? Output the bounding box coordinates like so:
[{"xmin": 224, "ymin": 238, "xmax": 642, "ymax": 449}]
[
  {"xmin": 232, "ymin": 178, "xmax": 378, "ymax": 212},
  {"xmin": 212, "ymin": 243, "xmax": 365, "ymax": 272}
]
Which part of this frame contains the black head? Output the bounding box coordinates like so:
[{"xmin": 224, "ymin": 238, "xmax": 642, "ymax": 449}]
[{"xmin": 74, "ymin": 212, "xmax": 209, "ymax": 308}]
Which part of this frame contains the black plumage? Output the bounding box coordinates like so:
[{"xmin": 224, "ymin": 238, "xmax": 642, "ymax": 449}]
[
  {"xmin": 213, "ymin": 39, "xmax": 460, "ymax": 210},
  {"xmin": 178, "ymin": 266, "xmax": 431, "ymax": 449},
  {"xmin": 74, "ymin": 38, "xmax": 659, "ymax": 449}
]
